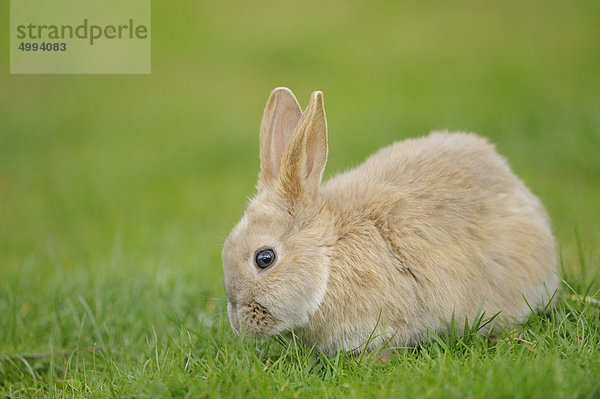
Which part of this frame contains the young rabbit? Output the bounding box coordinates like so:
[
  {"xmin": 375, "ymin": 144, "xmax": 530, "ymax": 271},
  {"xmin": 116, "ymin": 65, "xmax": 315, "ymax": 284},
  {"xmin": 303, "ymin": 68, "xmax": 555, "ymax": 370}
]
[{"xmin": 221, "ymin": 87, "xmax": 559, "ymax": 355}]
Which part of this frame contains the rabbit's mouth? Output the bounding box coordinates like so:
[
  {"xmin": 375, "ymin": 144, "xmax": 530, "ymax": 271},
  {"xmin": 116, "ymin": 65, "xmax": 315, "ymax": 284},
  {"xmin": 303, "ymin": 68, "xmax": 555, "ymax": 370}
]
[{"xmin": 238, "ymin": 300, "xmax": 281, "ymax": 337}]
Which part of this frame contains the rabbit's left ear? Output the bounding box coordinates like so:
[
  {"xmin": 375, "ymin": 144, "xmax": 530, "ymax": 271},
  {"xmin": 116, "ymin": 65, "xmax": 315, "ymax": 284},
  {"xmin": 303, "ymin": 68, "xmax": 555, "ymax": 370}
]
[
  {"xmin": 278, "ymin": 91, "xmax": 328, "ymax": 201},
  {"xmin": 258, "ymin": 88, "xmax": 303, "ymax": 191}
]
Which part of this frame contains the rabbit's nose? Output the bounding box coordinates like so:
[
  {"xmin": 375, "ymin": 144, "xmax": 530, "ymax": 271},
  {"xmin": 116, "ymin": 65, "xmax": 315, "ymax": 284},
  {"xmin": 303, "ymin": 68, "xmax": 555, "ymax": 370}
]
[{"xmin": 239, "ymin": 300, "xmax": 278, "ymax": 336}]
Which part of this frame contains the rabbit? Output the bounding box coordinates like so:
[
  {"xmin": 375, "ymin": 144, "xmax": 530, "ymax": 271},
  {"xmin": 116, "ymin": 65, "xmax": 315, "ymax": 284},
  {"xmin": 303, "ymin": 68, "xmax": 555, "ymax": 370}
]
[{"xmin": 221, "ymin": 87, "xmax": 559, "ymax": 356}]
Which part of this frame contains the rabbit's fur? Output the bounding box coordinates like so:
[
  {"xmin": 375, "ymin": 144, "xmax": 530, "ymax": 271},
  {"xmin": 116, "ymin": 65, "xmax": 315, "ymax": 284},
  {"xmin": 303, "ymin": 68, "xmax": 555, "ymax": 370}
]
[{"xmin": 222, "ymin": 88, "xmax": 559, "ymax": 355}]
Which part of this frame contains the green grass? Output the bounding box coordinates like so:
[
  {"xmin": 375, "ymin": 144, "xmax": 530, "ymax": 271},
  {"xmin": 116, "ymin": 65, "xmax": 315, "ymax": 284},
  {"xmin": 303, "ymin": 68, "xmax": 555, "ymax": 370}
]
[{"xmin": 1, "ymin": 0, "xmax": 599, "ymax": 397}]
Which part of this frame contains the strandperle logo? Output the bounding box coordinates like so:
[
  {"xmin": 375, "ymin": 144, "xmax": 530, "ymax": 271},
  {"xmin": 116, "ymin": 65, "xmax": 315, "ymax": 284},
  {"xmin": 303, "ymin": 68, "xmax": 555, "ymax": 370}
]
[
  {"xmin": 10, "ymin": 0, "xmax": 151, "ymax": 74},
  {"xmin": 15, "ymin": 19, "xmax": 149, "ymax": 46}
]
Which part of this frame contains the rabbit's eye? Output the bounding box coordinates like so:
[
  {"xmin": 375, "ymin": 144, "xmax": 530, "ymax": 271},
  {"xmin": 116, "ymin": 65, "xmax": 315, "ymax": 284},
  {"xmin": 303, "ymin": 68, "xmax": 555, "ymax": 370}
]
[{"xmin": 255, "ymin": 248, "xmax": 276, "ymax": 270}]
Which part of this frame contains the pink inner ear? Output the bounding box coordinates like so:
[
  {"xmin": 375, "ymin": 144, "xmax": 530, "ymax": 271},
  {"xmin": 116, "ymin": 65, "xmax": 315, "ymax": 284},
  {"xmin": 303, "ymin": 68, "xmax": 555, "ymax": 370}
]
[
  {"xmin": 269, "ymin": 107, "xmax": 285, "ymax": 177},
  {"xmin": 269, "ymin": 104, "xmax": 301, "ymax": 179}
]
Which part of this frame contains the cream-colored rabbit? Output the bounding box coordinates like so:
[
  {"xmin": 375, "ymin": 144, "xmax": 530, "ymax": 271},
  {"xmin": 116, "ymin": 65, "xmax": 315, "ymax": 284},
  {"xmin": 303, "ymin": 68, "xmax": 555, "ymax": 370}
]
[{"xmin": 222, "ymin": 87, "xmax": 559, "ymax": 355}]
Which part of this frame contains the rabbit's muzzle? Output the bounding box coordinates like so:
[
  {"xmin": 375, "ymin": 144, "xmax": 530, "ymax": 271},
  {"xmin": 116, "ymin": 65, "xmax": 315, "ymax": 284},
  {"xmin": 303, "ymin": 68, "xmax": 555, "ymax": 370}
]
[{"xmin": 237, "ymin": 300, "xmax": 279, "ymax": 336}]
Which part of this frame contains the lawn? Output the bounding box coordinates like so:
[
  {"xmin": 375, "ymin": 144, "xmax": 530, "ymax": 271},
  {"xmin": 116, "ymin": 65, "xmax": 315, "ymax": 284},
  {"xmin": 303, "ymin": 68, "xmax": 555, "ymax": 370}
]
[{"xmin": 1, "ymin": 0, "xmax": 599, "ymax": 397}]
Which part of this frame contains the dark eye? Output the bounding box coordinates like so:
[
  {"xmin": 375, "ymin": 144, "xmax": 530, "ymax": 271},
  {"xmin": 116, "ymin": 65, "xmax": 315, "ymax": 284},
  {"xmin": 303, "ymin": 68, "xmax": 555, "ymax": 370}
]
[{"xmin": 255, "ymin": 248, "xmax": 276, "ymax": 270}]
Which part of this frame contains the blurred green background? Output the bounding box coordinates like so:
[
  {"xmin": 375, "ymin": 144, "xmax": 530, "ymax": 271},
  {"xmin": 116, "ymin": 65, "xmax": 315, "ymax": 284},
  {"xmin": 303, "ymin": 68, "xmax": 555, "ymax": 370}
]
[{"xmin": 1, "ymin": 0, "xmax": 599, "ymax": 319}]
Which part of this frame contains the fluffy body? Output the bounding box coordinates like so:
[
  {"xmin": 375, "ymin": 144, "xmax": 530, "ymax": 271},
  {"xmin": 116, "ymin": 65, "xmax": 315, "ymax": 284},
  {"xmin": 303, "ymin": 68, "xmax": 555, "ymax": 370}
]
[{"xmin": 222, "ymin": 88, "xmax": 559, "ymax": 355}]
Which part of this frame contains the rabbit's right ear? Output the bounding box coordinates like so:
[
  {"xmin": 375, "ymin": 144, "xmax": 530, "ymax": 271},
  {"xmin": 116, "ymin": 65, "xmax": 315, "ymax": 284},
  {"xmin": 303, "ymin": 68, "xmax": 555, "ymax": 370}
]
[{"xmin": 258, "ymin": 87, "xmax": 302, "ymax": 191}]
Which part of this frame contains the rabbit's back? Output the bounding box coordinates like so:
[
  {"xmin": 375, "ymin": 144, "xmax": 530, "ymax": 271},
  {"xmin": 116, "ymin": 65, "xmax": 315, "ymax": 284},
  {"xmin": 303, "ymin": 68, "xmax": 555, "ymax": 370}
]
[{"xmin": 321, "ymin": 132, "xmax": 558, "ymax": 336}]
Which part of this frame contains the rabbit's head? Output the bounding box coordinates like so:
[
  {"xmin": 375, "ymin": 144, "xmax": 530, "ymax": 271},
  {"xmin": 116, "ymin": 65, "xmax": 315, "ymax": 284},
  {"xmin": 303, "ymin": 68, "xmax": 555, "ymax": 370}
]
[{"xmin": 222, "ymin": 88, "xmax": 335, "ymax": 337}]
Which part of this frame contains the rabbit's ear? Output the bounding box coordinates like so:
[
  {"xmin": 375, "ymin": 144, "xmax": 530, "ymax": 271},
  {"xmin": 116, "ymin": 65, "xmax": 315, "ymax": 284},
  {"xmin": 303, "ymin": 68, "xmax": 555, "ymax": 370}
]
[
  {"xmin": 278, "ymin": 91, "xmax": 328, "ymax": 201},
  {"xmin": 258, "ymin": 87, "xmax": 302, "ymax": 190}
]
